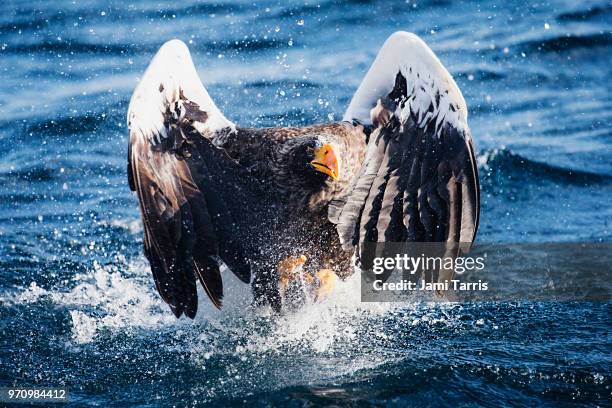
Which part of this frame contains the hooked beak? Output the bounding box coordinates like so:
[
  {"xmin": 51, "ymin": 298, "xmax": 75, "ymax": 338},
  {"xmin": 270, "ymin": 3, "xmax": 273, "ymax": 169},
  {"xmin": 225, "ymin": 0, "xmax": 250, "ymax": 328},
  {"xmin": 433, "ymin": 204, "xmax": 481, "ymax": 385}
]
[{"xmin": 310, "ymin": 143, "xmax": 339, "ymax": 180}]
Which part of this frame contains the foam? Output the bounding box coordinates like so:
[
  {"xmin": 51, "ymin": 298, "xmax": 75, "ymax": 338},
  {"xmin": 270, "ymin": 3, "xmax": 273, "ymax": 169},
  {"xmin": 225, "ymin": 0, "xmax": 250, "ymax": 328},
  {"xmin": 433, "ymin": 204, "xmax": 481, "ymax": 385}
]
[
  {"xmin": 3, "ymin": 255, "xmax": 433, "ymax": 356},
  {"xmin": 97, "ymin": 218, "xmax": 143, "ymax": 234}
]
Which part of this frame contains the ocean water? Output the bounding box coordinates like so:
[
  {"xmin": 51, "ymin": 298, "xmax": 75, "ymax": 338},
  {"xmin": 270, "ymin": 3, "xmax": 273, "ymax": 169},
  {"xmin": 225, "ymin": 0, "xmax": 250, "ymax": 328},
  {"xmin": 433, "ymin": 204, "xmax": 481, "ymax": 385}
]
[{"xmin": 0, "ymin": 0, "xmax": 610, "ymax": 406}]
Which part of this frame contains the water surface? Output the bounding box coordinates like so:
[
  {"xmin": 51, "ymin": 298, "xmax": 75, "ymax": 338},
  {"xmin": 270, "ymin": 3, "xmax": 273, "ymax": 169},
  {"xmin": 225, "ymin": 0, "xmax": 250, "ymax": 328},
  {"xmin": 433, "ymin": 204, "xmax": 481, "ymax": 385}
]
[{"xmin": 0, "ymin": 0, "xmax": 610, "ymax": 406}]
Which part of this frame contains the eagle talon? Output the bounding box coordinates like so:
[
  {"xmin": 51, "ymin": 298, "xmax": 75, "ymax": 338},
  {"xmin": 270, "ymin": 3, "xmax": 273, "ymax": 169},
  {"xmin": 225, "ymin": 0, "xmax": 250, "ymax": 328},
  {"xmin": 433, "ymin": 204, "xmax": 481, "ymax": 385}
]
[
  {"xmin": 314, "ymin": 269, "xmax": 337, "ymax": 301},
  {"xmin": 277, "ymin": 255, "xmax": 337, "ymax": 304},
  {"xmin": 278, "ymin": 255, "xmax": 308, "ymax": 297}
]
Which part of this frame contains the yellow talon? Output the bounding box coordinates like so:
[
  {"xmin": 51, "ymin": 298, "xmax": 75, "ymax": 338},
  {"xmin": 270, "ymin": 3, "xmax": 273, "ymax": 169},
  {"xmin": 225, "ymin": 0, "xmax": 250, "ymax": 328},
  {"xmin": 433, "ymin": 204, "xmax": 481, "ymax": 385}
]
[
  {"xmin": 315, "ymin": 269, "xmax": 337, "ymax": 301},
  {"xmin": 277, "ymin": 256, "xmax": 338, "ymax": 303},
  {"xmin": 278, "ymin": 255, "xmax": 307, "ymax": 294}
]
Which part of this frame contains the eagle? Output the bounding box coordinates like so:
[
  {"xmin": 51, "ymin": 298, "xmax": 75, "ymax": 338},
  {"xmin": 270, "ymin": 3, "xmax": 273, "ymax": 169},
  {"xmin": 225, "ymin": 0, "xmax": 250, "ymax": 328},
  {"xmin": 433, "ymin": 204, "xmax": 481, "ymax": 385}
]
[{"xmin": 127, "ymin": 32, "xmax": 480, "ymax": 318}]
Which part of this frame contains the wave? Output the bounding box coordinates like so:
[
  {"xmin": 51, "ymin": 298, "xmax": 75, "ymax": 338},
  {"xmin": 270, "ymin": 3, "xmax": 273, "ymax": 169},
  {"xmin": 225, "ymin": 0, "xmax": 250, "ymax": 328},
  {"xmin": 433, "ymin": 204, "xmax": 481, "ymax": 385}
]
[
  {"xmin": 194, "ymin": 37, "xmax": 293, "ymax": 53},
  {"xmin": 11, "ymin": 20, "xmax": 607, "ymax": 61},
  {"xmin": 23, "ymin": 112, "xmax": 110, "ymax": 136},
  {"xmin": 244, "ymin": 79, "xmax": 322, "ymax": 90},
  {"xmin": 455, "ymin": 69, "xmax": 506, "ymax": 82},
  {"xmin": 3, "ymin": 257, "xmax": 608, "ymax": 405},
  {"xmin": 0, "ymin": 3, "xmax": 241, "ymax": 35},
  {"xmin": 0, "ymin": 257, "xmax": 393, "ymax": 350},
  {"xmin": 478, "ymin": 148, "xmax": 612, "ymax": 187},
  {"xmin": 1, "ymin": 40, "xmax": 148, "ymax": 55},
  {"xmin": 2, "ymin": 36, "xmax": 292, "ymax": 56},
  {"xmin": 0, "ymin": 165, "xmax": 56, "ymax": 182},
  {"xmin": 557, "ymin": 4, "xmax": 612, "ymax": 22},
  {"xmin": 518, "ymin": 33, "xmax": 612, "ymax": 53}
]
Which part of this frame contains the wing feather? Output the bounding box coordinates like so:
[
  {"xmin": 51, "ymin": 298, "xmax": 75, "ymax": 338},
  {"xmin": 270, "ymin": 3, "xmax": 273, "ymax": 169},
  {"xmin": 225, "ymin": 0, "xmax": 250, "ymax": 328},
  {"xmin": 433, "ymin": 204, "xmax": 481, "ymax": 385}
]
[
  {"xmin": 331, "ymin": 32, "xmax": 480, "ymax": 276},
  {"xmin": 128, "ymin": 40, "xmax": 246, "ymax": 317}
]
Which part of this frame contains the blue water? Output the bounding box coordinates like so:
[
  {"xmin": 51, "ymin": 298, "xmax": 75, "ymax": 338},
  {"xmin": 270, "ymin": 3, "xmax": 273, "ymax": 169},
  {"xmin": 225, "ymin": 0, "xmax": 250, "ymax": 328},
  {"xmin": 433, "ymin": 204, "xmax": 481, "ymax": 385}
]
[{"xmin": 0, "ymin": 0, "xmax": 610, "ymax": 406}]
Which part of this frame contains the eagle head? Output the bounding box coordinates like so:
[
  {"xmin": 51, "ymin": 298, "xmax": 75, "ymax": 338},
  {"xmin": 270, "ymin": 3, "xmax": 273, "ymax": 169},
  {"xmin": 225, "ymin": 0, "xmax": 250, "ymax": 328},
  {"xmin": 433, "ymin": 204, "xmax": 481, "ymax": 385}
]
[
  {"xmin": 266, "ymin": 133, "xmax": 349, "ymax": 210},
  {"xmin": 283, "ymin": 135, "xmax": 341, "ymax": 184}
]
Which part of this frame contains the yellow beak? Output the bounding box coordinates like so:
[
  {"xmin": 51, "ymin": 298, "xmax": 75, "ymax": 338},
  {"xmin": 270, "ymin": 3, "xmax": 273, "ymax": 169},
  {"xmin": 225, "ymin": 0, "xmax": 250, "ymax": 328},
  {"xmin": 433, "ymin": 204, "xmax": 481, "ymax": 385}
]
[{"xmin": 310, "ymin": 144, "xmax": 339, "ymax": 180}]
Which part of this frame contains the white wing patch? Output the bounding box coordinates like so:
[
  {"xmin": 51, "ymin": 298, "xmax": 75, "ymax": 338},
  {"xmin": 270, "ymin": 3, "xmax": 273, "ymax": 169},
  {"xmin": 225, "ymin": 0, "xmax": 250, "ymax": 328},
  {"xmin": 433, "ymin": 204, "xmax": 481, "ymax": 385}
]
[
  {"xmin": 127, "ymin": 39, "xmax": 234, "ymax": 146},
  {"xmin": 343, "ymin": 32, "xmax": 467, "ymax": 138}
]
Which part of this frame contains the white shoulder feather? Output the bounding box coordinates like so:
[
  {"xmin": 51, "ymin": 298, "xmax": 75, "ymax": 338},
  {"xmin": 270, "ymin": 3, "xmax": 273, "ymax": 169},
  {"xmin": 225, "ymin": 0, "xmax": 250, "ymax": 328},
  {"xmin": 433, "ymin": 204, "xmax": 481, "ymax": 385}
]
[
  {"xmin": 343, "ymin": 32, "xmax": 467, "ymax": 136},
  {"xmin": 127, "ymin": 39, "xmax": 234, "ymax": 145}
]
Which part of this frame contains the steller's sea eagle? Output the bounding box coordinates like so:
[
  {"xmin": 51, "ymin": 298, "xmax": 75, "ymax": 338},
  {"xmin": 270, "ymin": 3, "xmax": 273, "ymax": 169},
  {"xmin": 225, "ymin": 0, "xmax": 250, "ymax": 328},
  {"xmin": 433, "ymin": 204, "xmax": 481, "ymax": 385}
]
[{"xmin": 127, "ymin": 32, "xmax": 480, "ymax": 317}]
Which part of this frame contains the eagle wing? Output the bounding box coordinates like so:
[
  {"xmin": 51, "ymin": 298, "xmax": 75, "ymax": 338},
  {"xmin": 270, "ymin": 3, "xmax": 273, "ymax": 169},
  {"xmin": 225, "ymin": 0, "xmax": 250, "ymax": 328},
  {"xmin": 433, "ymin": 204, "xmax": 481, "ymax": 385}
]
[
  {"xmin": 329, "ymin": 32, "xmax": 480, "ymax": 274},
  {"xmin": 127, "ymin": 40, "xmax": 251, "ymax": 318}
]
